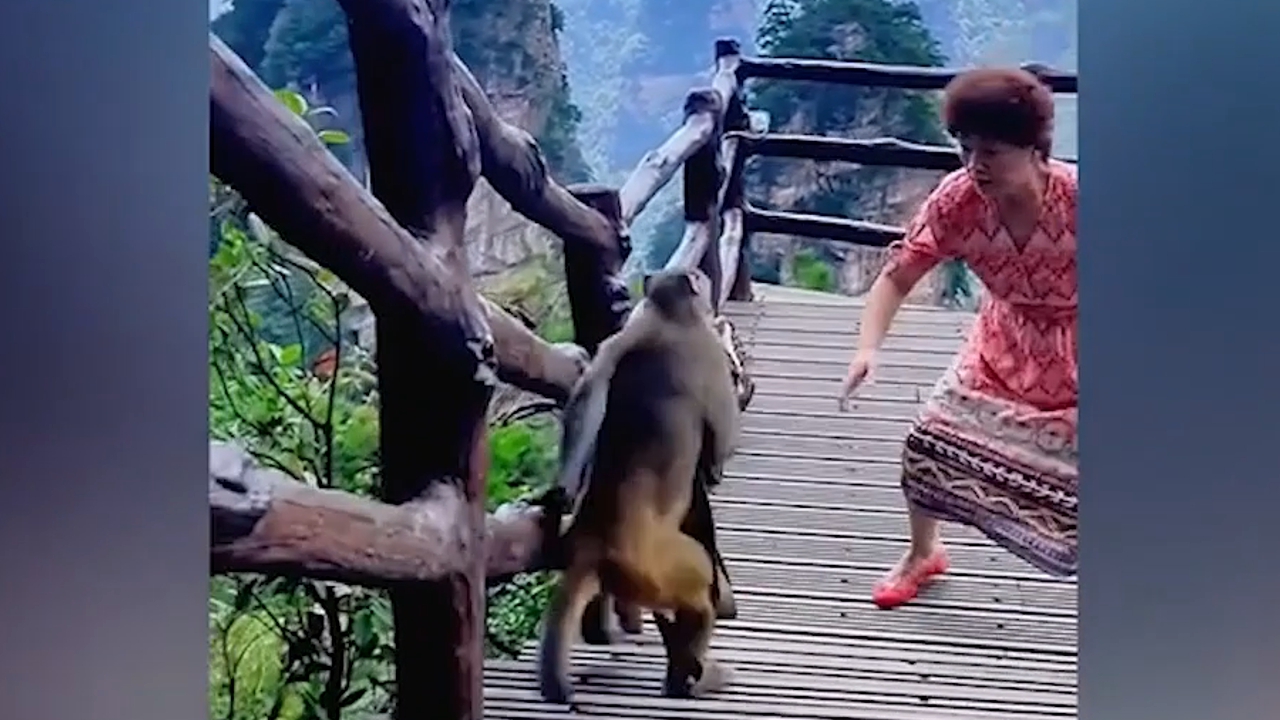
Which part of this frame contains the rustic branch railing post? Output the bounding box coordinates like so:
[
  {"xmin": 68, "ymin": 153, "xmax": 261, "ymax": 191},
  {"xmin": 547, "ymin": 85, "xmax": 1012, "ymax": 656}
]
[
  {"xmin": 667, "ymin": 87, "xmax": 724, "ymax": 295},
  {"xmin": 450, "ymin": 56, "xmax": 633, "ymax": 355},
  {"xmin": 660, "ymin": 38, "xmax": 749, "ymax": 307},
  {"xmin": 722, "ymin": 52, "xmax": 1077, "ymax": 280},
  {"xmin": 336, "ymin": 0, "xmax": 493, "ymax": 717},
  {"xmin": 561, "ymin": 184, "xmax": 631, "ymax": 353},
  {"xmin": 711, "ymin": 39, "xmax": 753, "ymax": 305}
]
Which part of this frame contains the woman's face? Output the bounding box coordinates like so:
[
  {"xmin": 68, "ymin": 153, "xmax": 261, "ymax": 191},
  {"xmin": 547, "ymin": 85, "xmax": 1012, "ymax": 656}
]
[{"xmin": 956, "ymin": 135, "xmax": 1042, "ymax": 199}]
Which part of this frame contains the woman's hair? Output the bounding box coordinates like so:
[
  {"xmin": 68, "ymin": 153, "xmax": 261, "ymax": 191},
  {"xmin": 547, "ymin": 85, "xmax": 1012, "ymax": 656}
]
[{"xmin": 942, "ymin": 67, "xmax": 1055, "ymax": 156}]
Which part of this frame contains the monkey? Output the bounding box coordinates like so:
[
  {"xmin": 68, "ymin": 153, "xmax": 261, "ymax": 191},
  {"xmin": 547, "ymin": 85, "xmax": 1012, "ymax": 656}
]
[
  {"xmin": 559, "ymin": 266, "xmax": 739, "ymax": 643},
  {"xmin": 537, "ymin": 267, "xmax": 741, "ymax": 705},
  {"xmin": 556, "ymin": 266, "xmax": 740, "ymax": 645}
]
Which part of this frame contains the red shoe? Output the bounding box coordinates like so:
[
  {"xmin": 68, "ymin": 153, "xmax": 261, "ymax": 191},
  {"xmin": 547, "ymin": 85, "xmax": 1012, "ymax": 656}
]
[{"xmin": 871, "ymin": 548, "xmax": 950, "ymax": 610}]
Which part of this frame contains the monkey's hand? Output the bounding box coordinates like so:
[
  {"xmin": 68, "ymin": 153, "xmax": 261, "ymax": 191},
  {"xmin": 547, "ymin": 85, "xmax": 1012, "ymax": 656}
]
[
  {"xmin": 552, "ymin": 341, "xmax": 591, "ymax": 374},
  {"xmin": 533, "ymin": 486, "xmax": 572, "ymax": 568}
]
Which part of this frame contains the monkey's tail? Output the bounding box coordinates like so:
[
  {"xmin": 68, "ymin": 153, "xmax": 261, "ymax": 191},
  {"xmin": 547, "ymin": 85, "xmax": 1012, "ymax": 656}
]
[{"xmin": 537, "ymin": 582, "xmax": 576, "ymax": 705}]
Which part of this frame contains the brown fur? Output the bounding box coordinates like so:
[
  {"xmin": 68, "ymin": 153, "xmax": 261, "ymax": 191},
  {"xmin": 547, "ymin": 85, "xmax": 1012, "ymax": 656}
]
[{"xmin": 538, "ymin": 268, "xmax": 740, "ymax": 705}]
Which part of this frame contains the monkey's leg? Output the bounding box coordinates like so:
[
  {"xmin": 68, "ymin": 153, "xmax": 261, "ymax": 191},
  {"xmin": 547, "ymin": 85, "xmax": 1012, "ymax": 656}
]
[
  {"xmin": 683, "ymin": 465, "xmax": 738, "ymax": 620},
  {"xmin": 653, "ymin": 611, "xmax": 688, "ymax": 695},
  {"xmin": 537, "ymin": 563, "xmax": 601, "ymax": 705},
  {"xmin": 651, "ymin": 532, "xmax": 732, "ymax": 698},
  {"xmin": 615, "ymin": 597, "xmax": 644, "ymax": 634},
  {"xmin": 661, "ymin": 603, "xmax": 730, "ymax": 699},
  {"xmin": 580, "ymin": 593, "xmax": 622, "ymax": 645}
]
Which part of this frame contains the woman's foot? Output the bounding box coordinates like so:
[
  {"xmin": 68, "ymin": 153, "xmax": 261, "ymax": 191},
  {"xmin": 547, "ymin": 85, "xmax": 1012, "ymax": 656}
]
[{"xmin": 871, "ymin": 545, "xmax": 949, "ymax": 609}]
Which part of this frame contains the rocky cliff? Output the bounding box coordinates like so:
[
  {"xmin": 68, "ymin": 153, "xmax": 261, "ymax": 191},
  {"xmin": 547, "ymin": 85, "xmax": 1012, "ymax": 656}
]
[{"xmin": 213, "ymin": 0, "xmax": 589, "ymax": 286}]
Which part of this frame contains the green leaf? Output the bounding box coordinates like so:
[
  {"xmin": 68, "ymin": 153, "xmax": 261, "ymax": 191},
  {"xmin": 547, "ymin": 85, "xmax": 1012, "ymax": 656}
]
[
  {"xmin": 273, "ymin": 89, "xmax": 308, "ymax": 117},
  {"xmin": 307, "ymin": 106, "xmax": 339, "ymax": 121},
  {"xmin": 339, "ymin": 687, "xmax": 368, "ymax": 708},
  {"xmin": 317, "ymin": 129, "xmax": 351, "ymax": 146},
  {"xmin": 279, "ymin": 343, "xmax": 303, "ymax": 368},
  {"xmin": 233, "ymin": 579, "xmax": 258, "ymax": 612}
]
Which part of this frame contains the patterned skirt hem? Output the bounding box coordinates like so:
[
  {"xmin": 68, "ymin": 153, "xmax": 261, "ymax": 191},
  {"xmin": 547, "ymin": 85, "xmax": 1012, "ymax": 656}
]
[{"xmin": 901, "ymin": 425, "xmax": 1078, "ymax": 578}]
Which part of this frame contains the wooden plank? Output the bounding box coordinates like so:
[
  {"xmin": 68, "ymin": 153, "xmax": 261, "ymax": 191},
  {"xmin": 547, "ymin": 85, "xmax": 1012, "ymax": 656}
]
[
  {"xmin": 749, "ymin": 374, "xmax": 928, "ymax": 401},
  {"xmin": 751, "ymin": 343, "xmax": 957, "ymax": 366},
  {"xmin": 747, "ymin": 294, "xmax": 972, "ymax": 319},
  {"xmin": 741, "ymin": 413, "xmax": 914, "ymax": 441},
  {"xmin": 718, "ymin": 559, "xmax": 1077, "ymax": 614},
  {"xmin": 736, "ymin": 430, "xmax": 906, "ymax": 459},
  {"xmin": 747, "ymin": 393, "xmax": 922, "ymax": 417},
  {"xmin": 737, "ymin": 55, "xmax": 1078, "ymax": 94},
  {"xmin": 503, "ymin": 634, "xmax": 1077, "ymax": 684},
  {"xmin": 712, "ymin": 501, "xmax": 992, "ymax": 544},
  {"xmin": 717, "ymin": 597, "xmax": 1075, "ymax": 649},
  {"xmin": 719, "ymin": 472, "xmax": 914, "ymax": 499},
  {"xmin": 488, "ymin": 288, "xmax": 1073, "ymax": 720},
  {"xmin": 750, "ymin": 311, "xmax": 968, "ymax": 333},
  {"xmin": 750, "ymin": 328, "xmax": 971, "ymax": 352},
  {"xmin": 573, "ymin": 623, "xmax": 1076, "ymax": 668},
  {"xmin": 484, "ymin": 666, "xmax": 1074, "ymax": 713},
  {"xmin": 735, "ymin": 131, "xmax": 964, "ymax": 171},
  {"xmin": 727, "ymin": 452, "xmax": 900, "ymax": 479},
  {"xmin": 483, "ymin": 681, "xmax": 1075, "ymax": 712},
  {"xmin": 714, "ymin": 529, "xmax": 1072, "ymax": 582},
  {"xmin": 744, "ymin": 205, "xmax": 903, "ymax": 247},
  {"xmin": 748, "ymin": 359, "xmax": 948, "ymax": 384}
]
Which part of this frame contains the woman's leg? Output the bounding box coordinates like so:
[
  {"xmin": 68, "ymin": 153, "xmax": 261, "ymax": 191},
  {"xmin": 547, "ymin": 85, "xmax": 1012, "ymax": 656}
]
[{"xmin": 871, "ymin": 500, "xmax": 950, "ymax": 609}]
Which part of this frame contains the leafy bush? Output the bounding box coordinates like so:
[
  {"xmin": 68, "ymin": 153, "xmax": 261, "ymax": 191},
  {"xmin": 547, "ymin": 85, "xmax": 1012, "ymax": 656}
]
[{"xmin": 790, "ymin": 248, "xmax": 838, "ymax": 292}]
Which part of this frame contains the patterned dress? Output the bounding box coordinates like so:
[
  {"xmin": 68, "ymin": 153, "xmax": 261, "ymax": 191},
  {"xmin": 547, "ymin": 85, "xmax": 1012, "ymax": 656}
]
[{"xmin": 882, "ymin": 159, "xmax": 1077, "ymax": 577}]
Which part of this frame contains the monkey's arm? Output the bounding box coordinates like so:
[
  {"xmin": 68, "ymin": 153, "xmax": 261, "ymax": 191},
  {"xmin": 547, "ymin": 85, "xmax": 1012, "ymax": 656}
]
[
  {"xmin": 699, "ymin": 421, "xmax": 725, "ymax": 488},
  {"xmin": 556, "ymin": 384, "xmax": 604, "ymax": 514},
  {"xmin": 685, "ymin": 457, "xmax": 737, "ymax": 619},
  {"xmin": 705, "ymin": 372, "xmax": 741, "ymax": 470},
  {"xmin": 556, "ymin": 307, "xmax": 663, "ymax": 503}
]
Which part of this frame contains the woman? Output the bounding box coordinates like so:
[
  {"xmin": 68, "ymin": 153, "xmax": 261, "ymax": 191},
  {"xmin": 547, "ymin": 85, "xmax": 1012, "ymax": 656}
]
[{"xmin": 837, "ymin": 67, "xmax": 1077, "ymax": 610}]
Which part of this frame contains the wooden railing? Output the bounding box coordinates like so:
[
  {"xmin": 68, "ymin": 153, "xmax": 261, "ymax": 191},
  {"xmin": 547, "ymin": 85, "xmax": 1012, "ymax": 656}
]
[
  {"xmin": 206, "ymin": 0, "xmax": 1079, "ymax": 716},
  {"xmin": 730, "ymin": 55, "xmax": 1079, "ymax": 257}
]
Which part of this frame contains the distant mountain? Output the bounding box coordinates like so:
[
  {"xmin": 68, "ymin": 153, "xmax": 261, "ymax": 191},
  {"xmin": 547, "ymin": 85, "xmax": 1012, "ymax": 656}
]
[{"xmin": 557, "ymin": 0, "xmax": 1077, "ymax": 179}]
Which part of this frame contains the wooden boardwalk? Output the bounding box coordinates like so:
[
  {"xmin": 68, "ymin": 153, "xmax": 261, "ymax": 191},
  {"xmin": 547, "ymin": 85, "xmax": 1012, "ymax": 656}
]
[{"xmin": 484, "ymin": 285, "xmax": 1079, "ymax": 719}]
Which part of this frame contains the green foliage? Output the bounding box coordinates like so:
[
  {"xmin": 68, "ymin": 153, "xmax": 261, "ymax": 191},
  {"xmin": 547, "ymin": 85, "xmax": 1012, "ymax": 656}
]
[
  {"xmin": 259, "ymin": 0, "xmax": 353, "ymax": 91},
  {"xmin": 213, "ymin": 0, "xmax": 288, "ymax": 71},
  {"xmin": 215, "ymin": 0, "xmax": 591, "ymax": 179},
  {"xmin": 750, "ymin": 0, "xmax": 978, "ymax": 304},
  {"xmin": 790, "ymin": 248, "xmax": 838, "ymax": 293},
  {"xmin": 481, "ymin": 255, "xmax": 576, "ymax": 344},
  {"xmin": 209, "ymin": 90, "xmax": 566, "ymax": 719},
  {"xmin": 938, "ymin": 258, "xmax": 980, "ymax": 309},
  {"xmin": 537, "ymin": 70, "xmax": 593, "ymax": 183},
  {"xmin": 551, "ymin": 0, "xmax": 648, "ymax": 179},
  {"xmin": 750, "ymin": 253, "xmax": 782, "ymax": 285},
  {"xmin": 750, "ymin": 0, "xmax": 948, "ymax": 204},
  {"xmin": 753, "ymin": 0, "xmax": 947, "ymax": 148}
]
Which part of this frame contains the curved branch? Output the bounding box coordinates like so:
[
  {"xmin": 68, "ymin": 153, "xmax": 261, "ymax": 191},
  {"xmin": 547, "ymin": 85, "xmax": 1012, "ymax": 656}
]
[
  {"xmin": 208, "ymin": 34, "xmax": 488, "ymax": 381},
  {"xmin": 210, "ymin": 441, "xmax": 556, "ymax": 583}
]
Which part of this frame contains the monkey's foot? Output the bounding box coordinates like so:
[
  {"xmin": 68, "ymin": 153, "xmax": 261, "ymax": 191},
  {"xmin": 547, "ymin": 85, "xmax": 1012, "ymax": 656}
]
[
  {"xmin": 581, "ymin": 598, "xmax": 624, "ymax": 645},
  {"xmin": 663, "ymin": 659, "xmax": 732, "ymax": 698},
  {"xmin": 618, "ymin": 606, "xmax": 644, "ymax": 635},
  {"xmin": 580, "ymin": 624, "xmax": 621, "ymax": 645},
  {"xmin": 714, "ymin": 576, "xmax": 738, "ymax": 620}
]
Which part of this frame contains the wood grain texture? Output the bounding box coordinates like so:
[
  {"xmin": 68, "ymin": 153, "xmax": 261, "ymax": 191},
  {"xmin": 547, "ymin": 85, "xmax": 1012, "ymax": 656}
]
[{"xmin": 486, "ymin": 288, "xmax": 1077, "ymax": 719}]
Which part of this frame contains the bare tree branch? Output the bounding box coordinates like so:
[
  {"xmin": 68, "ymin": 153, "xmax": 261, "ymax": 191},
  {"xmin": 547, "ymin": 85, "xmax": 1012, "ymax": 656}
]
[{"xmin": 210, "ymin": 441, "xmax": 556, "ymax": 584}]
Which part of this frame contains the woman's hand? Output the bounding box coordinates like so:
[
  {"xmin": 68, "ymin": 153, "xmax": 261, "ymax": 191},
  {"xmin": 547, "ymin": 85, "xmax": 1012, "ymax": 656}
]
[{"xmin": 837, "ymin": 349, "xmax": 878, "ymax": 411}]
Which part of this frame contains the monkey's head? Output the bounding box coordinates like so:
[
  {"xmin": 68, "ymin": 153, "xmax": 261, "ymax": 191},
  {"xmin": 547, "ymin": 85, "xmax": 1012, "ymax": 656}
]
[{"xmin": 641, "ymin": 267, "xmax": 714, "ymax": 323}]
